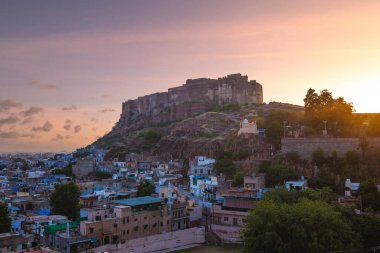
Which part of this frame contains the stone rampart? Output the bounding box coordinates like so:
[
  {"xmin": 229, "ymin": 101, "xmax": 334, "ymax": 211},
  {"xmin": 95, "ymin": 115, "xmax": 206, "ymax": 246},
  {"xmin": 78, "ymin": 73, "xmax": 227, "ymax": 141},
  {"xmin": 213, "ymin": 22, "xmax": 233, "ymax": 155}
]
[
  {"xmin": 120, "ymin": 74, "xmax": 263, "ymax": 125},
  {"xmin": 281, "ymin": 137, "xmax": 380, "ymax": 161}
]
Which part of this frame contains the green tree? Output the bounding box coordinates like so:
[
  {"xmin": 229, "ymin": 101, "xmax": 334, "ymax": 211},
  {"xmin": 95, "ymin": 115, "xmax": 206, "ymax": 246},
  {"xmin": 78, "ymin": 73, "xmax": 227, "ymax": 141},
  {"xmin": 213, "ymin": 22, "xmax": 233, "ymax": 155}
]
[
  {"xmin": 263, "ymin": 110, "xmax": 303, "ymax": 146},
  {"xmin": 243, "ymin": 198, "xmax": 359, "ymax": 253},
  {"xmin": 358, "ymin": 180, "xmax": 380, "ymax": 212},
  {"xmin": 311, "ymin": 148, "xmax": 325, "ymax": 167},
  {"xmin": 304, "ymin": 88, "xmax": 354, "ymax": 136},
  {"xmin": 94, "ymin": 171, "xmax": 113, "ymax": 180},
  {"xmin": 285, "ymin": 151, "xmax": 301, "ymax": 163},
  {"xmin": 49, "ymin": 182, "xmax": 80, "ymax": 220},
  {"xmin": 367, "ymin": 114, "xmax": 380, "ymax": 137},
  {"xmin": 232, "ymin": 172, "xmax": 245, "ymax": 187},
  {"xmin": 358, "ymin": 215, "xmax": 380, "ymax": 248},
  {"xmin": 214, "ymin": 151, "xmax": 236, "ymax": 176},
  {"xmin": 137, "ymin": 180, "xmax": 155, "ymax": 197},
  {"xmin": 0, "ymin": 203, "xmax": 11, "ymax": 233},
  {"xmin": 263, "ymin": 164, "xmax": 300, "ymax": 187}
]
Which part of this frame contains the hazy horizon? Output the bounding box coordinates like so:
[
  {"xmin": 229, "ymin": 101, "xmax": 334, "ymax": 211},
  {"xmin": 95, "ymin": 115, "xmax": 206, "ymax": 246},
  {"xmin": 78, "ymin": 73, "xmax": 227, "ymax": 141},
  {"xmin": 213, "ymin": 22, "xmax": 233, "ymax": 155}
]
[{"xmin": 1, "ymin": 0, "xmax": 380, "ymax": 152}]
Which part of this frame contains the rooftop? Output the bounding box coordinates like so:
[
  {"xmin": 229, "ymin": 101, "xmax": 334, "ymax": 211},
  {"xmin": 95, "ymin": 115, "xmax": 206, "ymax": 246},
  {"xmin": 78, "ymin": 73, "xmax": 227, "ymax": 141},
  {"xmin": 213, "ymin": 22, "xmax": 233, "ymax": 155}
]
[{"xmin": 112, "ymin": 196, "xmax": 163, "ymax": 207}]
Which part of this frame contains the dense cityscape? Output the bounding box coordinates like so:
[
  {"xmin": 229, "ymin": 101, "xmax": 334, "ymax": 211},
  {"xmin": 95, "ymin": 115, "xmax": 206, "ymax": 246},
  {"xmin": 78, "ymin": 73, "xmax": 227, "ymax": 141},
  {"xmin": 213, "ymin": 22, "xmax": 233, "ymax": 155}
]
[{"xmin": 1, "ymin": 1, "xmax": 380, "ymax": 253}]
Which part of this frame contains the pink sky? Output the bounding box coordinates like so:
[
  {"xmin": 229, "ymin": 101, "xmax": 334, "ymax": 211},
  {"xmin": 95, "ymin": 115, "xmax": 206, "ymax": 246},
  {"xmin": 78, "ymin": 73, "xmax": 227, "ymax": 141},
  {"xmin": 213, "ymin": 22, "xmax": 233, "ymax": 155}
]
[{"xmin": 1, "ymin": 0, "xmax": 380, "ymax": 152}]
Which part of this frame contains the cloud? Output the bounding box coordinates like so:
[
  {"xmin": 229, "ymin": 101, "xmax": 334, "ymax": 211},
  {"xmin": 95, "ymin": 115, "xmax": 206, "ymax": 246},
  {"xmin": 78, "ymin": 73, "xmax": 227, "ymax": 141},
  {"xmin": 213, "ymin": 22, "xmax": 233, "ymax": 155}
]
[
  {"xmin": 98, "ymin": 108, "xmax": 116, "ymax": 113},
  {"xmin": 0, "ymin": 99, "xmax": 22, "ymax": 113},
  {"xmin": 64, "ymin": 119, "xmax": 74, "ymax": 131},
  {"xmin": 20, "ymin": 106, "xmax": 44, "ymax": 117},
  {"xmin": 51, "ymin": 134, "xmax": 64, "ymax": 141},
  {"xmin": 29, "ymin": 80, "xmax": 59, "ymax": 90},
  {"xmin": 0, "ymin": 116, "xmax": 20, "ymax": 127},
  {"xmin": 21, "ymin": 117, "xmax": 34, "ymax": 125},
  {"xmin": 32, "ymin": 121, "xmax": 53, "ymax": 132},
  {"xmin": 74, "ymin": 125, "xmax": 81, "ymax": 133},
  {"xmin": 61, "ymin": 105, "xmax": 77, "ymax": 111},
  {"xmin": 21, "ymin": 133, "xmax": 35, "ymax": 139},
  {"xmin": 0, "ymin": 131, "xmax": 19, "ymax": 139}
]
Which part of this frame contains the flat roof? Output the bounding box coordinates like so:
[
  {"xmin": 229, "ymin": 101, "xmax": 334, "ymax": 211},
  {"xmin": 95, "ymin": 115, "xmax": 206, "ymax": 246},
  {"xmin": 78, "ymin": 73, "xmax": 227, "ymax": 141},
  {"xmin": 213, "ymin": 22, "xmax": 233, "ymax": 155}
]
[{"xmin": 112, "ymin": 196, "xmax": 162, "ymax": 207}]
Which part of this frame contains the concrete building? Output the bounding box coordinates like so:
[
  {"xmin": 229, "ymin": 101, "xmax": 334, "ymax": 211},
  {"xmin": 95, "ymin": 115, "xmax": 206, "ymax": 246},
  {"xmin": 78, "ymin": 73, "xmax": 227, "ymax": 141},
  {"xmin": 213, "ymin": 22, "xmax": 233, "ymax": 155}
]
[
  {"xmin": 80, "ymin": 196, "xmax": 171, "ymax": 245},
  {"xmin": 211, "ymin": 196, "xmax": 257, "ymax": 243},
  {"xmin": 244, "ymin": 174, "xmax": 265, "ymax": 190},
  {"xmin": 170, "ymin": 201, "xmax": 189, "ymax": 231},
  {"xmin": 238, "ymin": 118, "xmax": 259, "ymax": 135},
  {"xmin": 189, "ymin": 175, "xmax": 218, "ymax": 201},
  {"xmin": 189, "ymin": 156, "xmax": 215, "ymax": 176}
]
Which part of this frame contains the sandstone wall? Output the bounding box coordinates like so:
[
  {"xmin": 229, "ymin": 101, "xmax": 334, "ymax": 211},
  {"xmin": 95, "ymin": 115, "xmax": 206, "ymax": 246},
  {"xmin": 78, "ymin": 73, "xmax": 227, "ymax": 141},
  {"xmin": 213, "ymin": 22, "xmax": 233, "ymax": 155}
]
[
  {"xmin": 120, "ymin": 74, "xmax": 263, "ymax": 126},
  {"xmin": 281, "ymin": 137, "xmax": 380, "ymax": 161},
  {"xmin": 85, "ymin": 227, "xmax": 205, "ymax": 253}
]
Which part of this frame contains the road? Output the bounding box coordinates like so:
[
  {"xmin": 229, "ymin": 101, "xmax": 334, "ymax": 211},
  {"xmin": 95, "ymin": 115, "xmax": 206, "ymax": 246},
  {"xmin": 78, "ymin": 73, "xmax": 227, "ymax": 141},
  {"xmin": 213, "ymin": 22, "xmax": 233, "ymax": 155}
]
[{"xmin": 178, "ymin": 188, "xmax": 213, "ymax": 208}]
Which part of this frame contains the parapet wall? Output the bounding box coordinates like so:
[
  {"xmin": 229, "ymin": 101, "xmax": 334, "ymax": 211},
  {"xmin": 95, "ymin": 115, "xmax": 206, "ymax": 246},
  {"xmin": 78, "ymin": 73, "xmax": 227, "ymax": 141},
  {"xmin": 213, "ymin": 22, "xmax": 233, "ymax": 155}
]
[
  {"xmin": 87, "ymin": 227, "xmax": 205, "ymax": 253},
  {"xmin": 281, "ymin": 137, "xmax": 380, "ymax": 161}
]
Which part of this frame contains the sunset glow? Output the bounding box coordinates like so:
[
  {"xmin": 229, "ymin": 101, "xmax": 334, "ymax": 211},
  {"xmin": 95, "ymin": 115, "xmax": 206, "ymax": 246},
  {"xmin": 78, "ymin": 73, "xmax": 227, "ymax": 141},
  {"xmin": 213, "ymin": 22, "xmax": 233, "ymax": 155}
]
[{"xmin": 1, "ymin": 0, "xmax": 380, "ymax": 152}]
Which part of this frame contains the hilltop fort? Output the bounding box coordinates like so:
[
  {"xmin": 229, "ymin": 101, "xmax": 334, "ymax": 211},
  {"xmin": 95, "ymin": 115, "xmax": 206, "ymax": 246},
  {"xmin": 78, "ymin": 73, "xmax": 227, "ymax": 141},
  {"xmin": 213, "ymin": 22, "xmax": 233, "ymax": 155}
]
[{"xmin": 119, "ymin": 73, "xmax": 263, "ymax": 127}]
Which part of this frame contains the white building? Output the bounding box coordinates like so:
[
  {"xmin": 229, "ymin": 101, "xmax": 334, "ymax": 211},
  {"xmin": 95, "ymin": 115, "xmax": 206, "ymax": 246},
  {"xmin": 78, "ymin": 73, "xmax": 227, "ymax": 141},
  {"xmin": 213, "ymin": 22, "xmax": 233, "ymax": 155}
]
[
  {"xmin": 189, "ymin": 175, "xmax": 218, "ymax": 201},
  {"xmin": 189, "ymin": 156, "xmax": 215, "ymax": 176}
]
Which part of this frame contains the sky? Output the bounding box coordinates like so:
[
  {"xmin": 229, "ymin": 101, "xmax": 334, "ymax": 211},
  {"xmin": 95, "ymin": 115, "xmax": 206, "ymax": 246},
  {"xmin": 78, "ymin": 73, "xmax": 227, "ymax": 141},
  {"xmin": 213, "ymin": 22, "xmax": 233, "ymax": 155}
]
[{"xmin": 1, "ymin": 0, "xmax": 380, "ymax": 153}]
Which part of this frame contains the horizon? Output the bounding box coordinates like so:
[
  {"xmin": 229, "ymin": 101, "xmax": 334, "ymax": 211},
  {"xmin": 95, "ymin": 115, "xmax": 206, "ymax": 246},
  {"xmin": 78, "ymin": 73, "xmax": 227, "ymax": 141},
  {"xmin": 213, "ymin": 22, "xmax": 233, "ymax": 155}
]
[{"xmin": 1, "ymin": 0, "xmax": 380, "ymax": 152}]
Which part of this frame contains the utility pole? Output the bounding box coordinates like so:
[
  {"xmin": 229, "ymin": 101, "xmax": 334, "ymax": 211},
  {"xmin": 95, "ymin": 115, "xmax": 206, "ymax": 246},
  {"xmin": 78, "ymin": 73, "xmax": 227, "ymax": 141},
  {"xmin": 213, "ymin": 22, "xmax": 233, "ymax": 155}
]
[{"xmin": 283, "ymin": 121, "xmax": 287, "ymax": 138}]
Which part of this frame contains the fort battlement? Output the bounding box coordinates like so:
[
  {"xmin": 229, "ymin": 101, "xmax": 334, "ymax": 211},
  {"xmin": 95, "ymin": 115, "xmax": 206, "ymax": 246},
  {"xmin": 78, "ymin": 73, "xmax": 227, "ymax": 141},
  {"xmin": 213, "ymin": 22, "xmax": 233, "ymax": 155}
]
[{"xmin": 120, "ymin": 74, "xmax": 263, "ymax": 125}]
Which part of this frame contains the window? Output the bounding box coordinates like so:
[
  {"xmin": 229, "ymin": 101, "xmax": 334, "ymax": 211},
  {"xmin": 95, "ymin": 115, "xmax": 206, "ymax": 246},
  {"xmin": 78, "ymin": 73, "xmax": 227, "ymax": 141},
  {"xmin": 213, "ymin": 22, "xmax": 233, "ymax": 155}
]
[
  {"xmin": 114, "ymin": 224, "xmax": 118, "ymax": 228},
  {"xmin": 127, "ymin": 217, "xmax": 129, "ymax": 223},
  {"xmin": 134, "ymin": 218, "xmax": 138, "ymax": 222},
  {"xmin": 123, "ymin": 230, "xmax": 125, "ymax": 235},
  {"xmin": 144, "ymin": 217, "xmax": 147, "ymax": 220},
  {"xmin": 123, "ymin": 218, "xmax": 125, "ymax": 224},
  {"xmin": 200, "ymin": 170, "xmax": 203, "ymax": 174},
  {"xmin": 167, "ymin": 220, "xmax": 170, "ymax": 225},
  {"xmin": 95, "ymin": 216, "xmax": 101, "ymax": 221},
  {"xmin": 224, "ymin": 217, "xmax": 229, "ymax": 222},
  {"xmin": 233, "ymin": 218, "xmax": 238, "ymax": 225},
  {"xmin": 160, "ymin": 221, "xmax": 163, "ymax": 226},
  {"xmin": 195, "ymin": 169, "xmax": 197, "ymax": 174},
  {"xmin": 127, "ymin": 230, "xmax": 130, "ymax": 234},
  {"xmin": 89, "ymin": 227, "xmax": 94, "ymax": 234}
]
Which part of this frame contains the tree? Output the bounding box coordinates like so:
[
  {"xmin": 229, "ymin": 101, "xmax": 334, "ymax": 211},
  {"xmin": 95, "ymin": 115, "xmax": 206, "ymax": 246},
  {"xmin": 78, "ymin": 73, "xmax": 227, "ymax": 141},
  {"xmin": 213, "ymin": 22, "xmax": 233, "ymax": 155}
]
[
  {"xmin": 358, "ymin": 215, "xmax": 380, "ymax": 248},
  {"xmin": 263, "ymin": 110, "xmax": 303, "ymax": 146},
  {"xmin": 304, "ymin": 88, "xmax": 354, "ymax": 136},
  {"xmin": 262, "ymin": 164, "xmax": 300, "ymax": 187},
  {"xmin": 137, "ymin": 180, "xmax": 155, "ymax": 197},
  {"xmin": 49, "ymin": 182, "xmax": 80, "ymax": 220},
  {"xmin": 0, "ymin": 203, "xmax": 11, "ymax": 233},
  {"xmin": 311, "ymin": 148, "xmax": 325, "ymax": 167},
  {"xmin": 232, "ymin": 172, "xmax": 245, "ymax": 187},
  {"xmin": 214, "ymin": 150, "xmax": 236, "ymax": 176},
  {"xmin": 243, "ymin": 196, "xmax": 359, "ymax": 253},
  {"xmin": 358, "ymin": 180, "xmax": 380, "ymax": 212},
  {"xmin": 94, "ymin": 171, "xmax": 112, "ymax": 180}
]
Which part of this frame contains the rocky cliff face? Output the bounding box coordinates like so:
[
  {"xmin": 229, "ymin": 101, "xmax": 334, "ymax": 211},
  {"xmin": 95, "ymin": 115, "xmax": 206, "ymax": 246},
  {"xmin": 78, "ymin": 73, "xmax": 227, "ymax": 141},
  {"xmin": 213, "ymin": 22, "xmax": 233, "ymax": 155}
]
[
  {"xmin": 118, "ymin": 73, "xmax": 262, "ymax": 130},
  {"xmin": 93, "ymin": 73, "xmax": 304, "ymax": 162}
]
